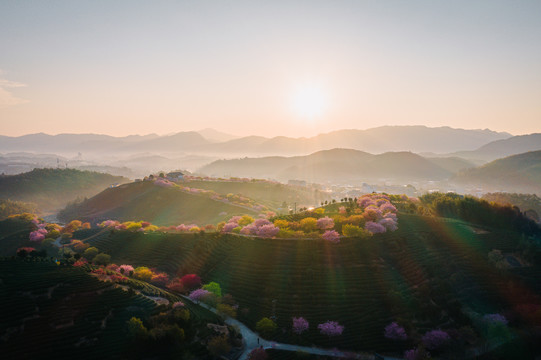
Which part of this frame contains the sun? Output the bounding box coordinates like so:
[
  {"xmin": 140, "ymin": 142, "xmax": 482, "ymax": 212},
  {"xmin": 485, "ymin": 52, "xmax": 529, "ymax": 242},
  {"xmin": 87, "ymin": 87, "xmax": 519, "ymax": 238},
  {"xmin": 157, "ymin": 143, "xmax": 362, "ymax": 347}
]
[{"xmin": 290, "ymin": 85, "xmax": 329, "ymax": 120}]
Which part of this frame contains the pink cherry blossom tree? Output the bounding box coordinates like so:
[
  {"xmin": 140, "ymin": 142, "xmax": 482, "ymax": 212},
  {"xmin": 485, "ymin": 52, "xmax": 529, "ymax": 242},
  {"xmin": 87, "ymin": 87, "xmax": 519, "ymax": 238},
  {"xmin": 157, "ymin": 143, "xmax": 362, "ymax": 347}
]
[
  {"xmin": 292, "ymin": 317, "xmax": 309, "ymax": 334},
  {"xmin": 317, "ymin": 216, "xmax": 335, "ymax": 230},
  {"xmin": 384, "ymin": 322, "xmax": 407, "ymax": 340},
  {"xmin": 322, "ymin": 230, "xmax": 340, "ymax": 243},
  {"xmin": 365, "ymin": 221, "xmax": 386, "ymax": 234},
  {"xmin": 317, "ymin": 321, "xmax": 344, "ymax": 336},
  {"xmin": 189, "ymin": 288, "xmax": 211, "ymax": 302}
]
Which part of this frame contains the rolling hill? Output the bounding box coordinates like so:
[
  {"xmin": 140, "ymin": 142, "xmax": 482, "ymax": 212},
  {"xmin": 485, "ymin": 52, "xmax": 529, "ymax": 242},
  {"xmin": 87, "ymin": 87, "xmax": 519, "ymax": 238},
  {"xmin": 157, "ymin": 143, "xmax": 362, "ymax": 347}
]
[
  {"xmin": 57, "ymin": 180, "xmax": 260, "ymax": 226},
  {"xmin": 0, "ymin": 168, "xmax": 128, "ymax": 213},
  {"xmin": 184, "ymin": 179, "xmax": 331, "ymax": 210},
  {"xmin": 454, "ymin": 150, "xmax": 541, "ymax": 194},
  {"xmin": 199, "ymin": 148, "xmax": 454, "ymax": 183}
]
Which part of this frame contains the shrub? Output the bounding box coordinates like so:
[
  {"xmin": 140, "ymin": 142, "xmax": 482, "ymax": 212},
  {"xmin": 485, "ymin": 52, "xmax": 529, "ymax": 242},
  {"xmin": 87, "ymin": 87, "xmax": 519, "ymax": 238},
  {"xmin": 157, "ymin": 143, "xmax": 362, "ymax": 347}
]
[
  {"xmin": 133, "ymin": 266, "xmax": 154, "ymax": 282},
  {"xmin": 202, "ymin": 282, "xmax": 222, "ymax": 297},
  {"xmin": 93, "ymin": 253, "xmax": 111, "ymax": 266},
  {"xmin": 342, "ymin": 224, "xmax": 371, "ymax": 238},
  {"xmin": 217, "ymin": 303, "xmax": 237, "ymax": 318},
  {"xmin": 300, "ymin": 217, "xmax": 318, "ymax": 232},
  {"xmin": 127, "ymin": 317, "xmax": 148, "ymax": 340},
  {"xmin": 256, "ymin": 317, "xmax": 277, "ymax": 337},
  {"xmin": 207, "ymin": 335, "xmax": 231, "ymax": 358},
  {"xmin": 180, "ymin": 274, "xmax": 201, "ymax": 289},
  {"xmin": 83, "ymin": 247, "xmax": 99, "ymax": 260}
]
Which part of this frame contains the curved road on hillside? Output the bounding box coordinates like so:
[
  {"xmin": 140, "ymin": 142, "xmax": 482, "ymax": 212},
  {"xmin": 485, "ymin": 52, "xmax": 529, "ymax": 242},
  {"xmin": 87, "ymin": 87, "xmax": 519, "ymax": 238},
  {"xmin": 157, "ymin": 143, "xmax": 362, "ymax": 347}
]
[{"xmin": 182, "ymin": 296, "xmax": 401, "ymax": 360}]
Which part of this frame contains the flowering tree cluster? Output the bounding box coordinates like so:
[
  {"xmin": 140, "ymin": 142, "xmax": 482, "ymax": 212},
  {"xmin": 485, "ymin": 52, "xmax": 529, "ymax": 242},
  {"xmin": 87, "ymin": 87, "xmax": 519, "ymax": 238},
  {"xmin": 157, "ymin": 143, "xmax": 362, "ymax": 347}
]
[
  {"xmin": 172, "ymin": 301, "xmax": 185, "ymax": 308},
  {"xmin": 100, "ymin": 219, "xmax": 218, "ymax": 234},
  {"xmin": 189, "ymin": 288, "xmax": 211, "ymax": 302},
  {"xmin": 119, "ymin": 264, "xmax": 135, "ymax": 275},
  {"xmin": 154, "ymin": 178, "xmax": 174, "ymax": 187},
  {"xmin": 29, "ymin": 228, "xmax": 47, "ymax": 242},
  {"xmin": 421, "ymin": 329, "xmax": 450, "ymax": 350},
  {"xmin": 150, "ymin": 272, "xmax": 170, "ymax": 287},
  {"xmin": 99, "ymin": 220, "xmax": 159, "ymax": 232},
  {"xmin": 317, "ymin": 216, "xmax": 335, "ymax": 230},
  {"xmin": 482, "ymin": 313, "xmax": 508, "ymax": 325},
  {"xmin": 180, "ymin": 274, "xmax": 202, "ymax": 289},
  {"xmin": 356, "ymin": 194, "xmax": 398, "ymax": 234},
  {"xmin": 384, "ymin": 322, "xmax": 407, "ymax": 340},
  {"xmin": 73, "ymin": 258, "xmax": 88, "ymax": 267},
  {"xmin": 176, "ymin": 223, "xmax": 200, "ymax": 232},
  {"xmin": 16, "ymin": 247, "xmax": 36, "ymax": 256},
  {"xmin": 222, "ymin": 216, "xmax": 279, "ymax": 238},
  {"xmin": 28, "ymin": 216, "xmax": 49, "ymax": 242},
  {"xmin": 317, "ymin": 321, "xmax": 344, "ymax": 336},
  {"xmin": 404, "ymin": 347, "xmax": 430, "ymax": 360},
  {"xmin": 292, "ymin": 317, "xmax": 309, "ymax": 334},
  {"xmin": 322, "ymin": 230, "xmax": 340, "ymax": 243},
  {"xmin": 90, "ymin": 267, "xmax": 128, "ymax": 283}
]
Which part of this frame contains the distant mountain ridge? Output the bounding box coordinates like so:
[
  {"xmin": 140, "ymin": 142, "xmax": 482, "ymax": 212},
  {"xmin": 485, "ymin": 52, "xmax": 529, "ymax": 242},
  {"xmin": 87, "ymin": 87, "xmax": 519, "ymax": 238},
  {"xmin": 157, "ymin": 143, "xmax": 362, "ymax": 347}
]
[
  {"xmin": 0, "ymin": 126, "xmax": 512, "ymax": 156},
  {"xmin": 197, "ymin": 126, "xmax": 511, "ymax": 155}
]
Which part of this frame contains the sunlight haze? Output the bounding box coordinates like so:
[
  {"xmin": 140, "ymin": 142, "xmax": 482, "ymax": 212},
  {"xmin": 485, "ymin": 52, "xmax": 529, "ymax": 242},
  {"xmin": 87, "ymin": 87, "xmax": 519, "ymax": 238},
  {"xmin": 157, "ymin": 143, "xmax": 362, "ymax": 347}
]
[{"xmin": 1, "ymin": 1, "xmax": 540, "ymax": 137}]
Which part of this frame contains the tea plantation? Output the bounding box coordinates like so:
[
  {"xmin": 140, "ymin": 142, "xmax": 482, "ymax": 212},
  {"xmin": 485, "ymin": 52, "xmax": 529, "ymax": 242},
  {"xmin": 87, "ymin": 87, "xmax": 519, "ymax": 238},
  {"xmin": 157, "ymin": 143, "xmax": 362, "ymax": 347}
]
[{"xmin": 79, "ymin": 213, "xmax": 539, "ymax": 354}]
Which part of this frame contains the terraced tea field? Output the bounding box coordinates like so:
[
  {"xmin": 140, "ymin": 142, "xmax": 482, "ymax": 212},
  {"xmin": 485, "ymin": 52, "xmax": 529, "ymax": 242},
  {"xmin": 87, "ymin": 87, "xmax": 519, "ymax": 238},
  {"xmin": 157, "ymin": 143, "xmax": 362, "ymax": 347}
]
[
  {"xmin": 0, "ymin": 259, "xmax": 221, "ymax": 359},
  {"xmin": 81, "ymin": 213, "xmax": 536, "ymax": 353}
]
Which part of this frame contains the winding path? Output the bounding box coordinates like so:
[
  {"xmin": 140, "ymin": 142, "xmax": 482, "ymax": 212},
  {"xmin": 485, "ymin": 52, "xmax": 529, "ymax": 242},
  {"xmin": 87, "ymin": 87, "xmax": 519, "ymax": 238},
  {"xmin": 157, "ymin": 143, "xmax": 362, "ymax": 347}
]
[{"xmin": 182, "ymin": 296, "xmax": 401, "ymax": 360}]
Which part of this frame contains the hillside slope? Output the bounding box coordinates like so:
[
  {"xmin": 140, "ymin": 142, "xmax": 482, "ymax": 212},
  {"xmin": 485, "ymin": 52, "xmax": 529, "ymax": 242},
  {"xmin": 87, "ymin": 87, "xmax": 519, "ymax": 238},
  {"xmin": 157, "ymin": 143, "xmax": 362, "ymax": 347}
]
[
  {"xmin": 79, "ymin": 213, "xmax": 540, "ymax": 356},
  {"xmin": 58, "ymin": 180, "xmax": 259, "ymax": 226},
  {"xmin": 453, "ymin": 133, "xmax": 541, "ymax": 161},
  {"xmin": 454, "ymin": 150, "xmax": 541, "ymax": 194},
  {"xmin": 185, "ymin": 180, "xmax": 330, "ymax": 210},
  {"xmin": 200, "ymin": 149, "xmax": 453, "ymax": 183},
  {"xmin": 0, "ymin": 168, "xmax": 127, "ymax": 213}
]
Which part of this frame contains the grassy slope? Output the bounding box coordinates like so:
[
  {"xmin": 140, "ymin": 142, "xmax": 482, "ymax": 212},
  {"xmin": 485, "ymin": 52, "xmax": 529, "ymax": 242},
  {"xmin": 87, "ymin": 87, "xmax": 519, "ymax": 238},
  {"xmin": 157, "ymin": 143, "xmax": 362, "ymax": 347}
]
[
  {"xmin": 79, "ymin": 213, "xmax": 539, "ymax": 353},
  {"xmin": 0, "ymin": 168, "xmax": 127, "ymax": 213},
  {"xmin": 185, "ymin": 180, "xmax": 331, "ymax": 210},
  {"xmin": 58, "ymin": 181, "xmax": 259, "ymax": 226}
]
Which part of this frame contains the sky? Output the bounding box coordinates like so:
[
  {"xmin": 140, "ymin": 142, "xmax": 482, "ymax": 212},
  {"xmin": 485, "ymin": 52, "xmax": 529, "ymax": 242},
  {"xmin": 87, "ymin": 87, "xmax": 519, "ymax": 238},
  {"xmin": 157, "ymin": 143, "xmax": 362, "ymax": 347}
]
[{"xmin": 0, "ymin": 0, "xmax": 540, "ymax": 138}]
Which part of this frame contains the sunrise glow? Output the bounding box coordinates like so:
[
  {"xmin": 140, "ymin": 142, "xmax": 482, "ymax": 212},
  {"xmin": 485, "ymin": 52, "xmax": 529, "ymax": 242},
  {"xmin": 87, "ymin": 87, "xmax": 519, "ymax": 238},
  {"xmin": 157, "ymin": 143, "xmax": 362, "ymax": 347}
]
[{"xmin": 290, "ymin": 85, "xmax": 329, "ymax": 121}]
